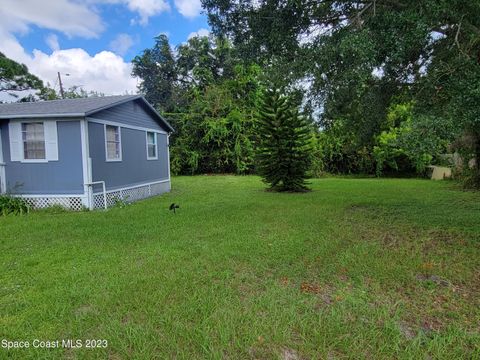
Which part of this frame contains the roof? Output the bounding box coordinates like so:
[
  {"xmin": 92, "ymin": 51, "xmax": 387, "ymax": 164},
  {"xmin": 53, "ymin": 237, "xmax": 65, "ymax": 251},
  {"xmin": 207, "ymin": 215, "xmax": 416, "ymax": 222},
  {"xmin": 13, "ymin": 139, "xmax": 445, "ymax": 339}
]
[{"xmin": 0, "ymin": 95, "xmax": 174, "ymax": 132}]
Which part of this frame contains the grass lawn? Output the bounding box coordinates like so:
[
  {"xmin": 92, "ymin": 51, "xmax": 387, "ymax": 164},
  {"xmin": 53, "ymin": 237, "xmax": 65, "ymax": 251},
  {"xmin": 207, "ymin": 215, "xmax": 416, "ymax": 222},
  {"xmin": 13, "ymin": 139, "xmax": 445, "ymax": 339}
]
[{"xmin": 1, "ymin": 176, "xmax": 479, "ymax": 359}]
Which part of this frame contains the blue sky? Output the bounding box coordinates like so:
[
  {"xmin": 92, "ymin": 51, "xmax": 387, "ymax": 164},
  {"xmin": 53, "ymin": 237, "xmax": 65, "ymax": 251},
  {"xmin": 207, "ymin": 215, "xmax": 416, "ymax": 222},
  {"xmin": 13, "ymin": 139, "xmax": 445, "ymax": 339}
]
[
  {"xmin": 0, "ymin": 0, "xmax": 210, "ymax": 97},
  {"xmin": 18, "ymin": 2, "xmax": 209, "ymax": 61}
]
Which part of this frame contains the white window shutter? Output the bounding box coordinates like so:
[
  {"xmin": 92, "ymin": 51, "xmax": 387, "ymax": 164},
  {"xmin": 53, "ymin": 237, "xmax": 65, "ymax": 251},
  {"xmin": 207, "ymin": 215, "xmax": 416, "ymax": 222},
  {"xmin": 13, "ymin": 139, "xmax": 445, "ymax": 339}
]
[
  {"xmin": 45, "ymin": 121, "xmax": 58, "ymax": 161},
  {"xmin": 8, "ymin": 122, "xmax": 22, "ymax": 162}
]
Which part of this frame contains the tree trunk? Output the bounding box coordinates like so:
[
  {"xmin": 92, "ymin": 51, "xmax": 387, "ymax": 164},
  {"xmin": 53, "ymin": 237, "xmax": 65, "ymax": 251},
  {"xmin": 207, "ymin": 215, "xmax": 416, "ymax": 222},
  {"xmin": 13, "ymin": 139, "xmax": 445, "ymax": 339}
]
[{"xmin": 474, "ymin": 131, "xmax": 480, "ymax": 188}]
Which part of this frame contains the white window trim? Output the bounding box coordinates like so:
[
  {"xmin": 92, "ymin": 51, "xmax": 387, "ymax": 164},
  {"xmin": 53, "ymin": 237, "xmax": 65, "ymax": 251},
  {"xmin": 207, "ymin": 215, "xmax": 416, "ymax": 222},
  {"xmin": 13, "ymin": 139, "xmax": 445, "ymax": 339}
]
[
  {"xmin": 146, "ymin": 131, "xmax": 158, "ymax": 160},
  {"xmin": 21, "ymin": 121, "xmax": 47, "ymax": 163},
  {"xmin": 9, "ymin": 119, "xmax": 58, "ymax": 163},
  {"xmin": 21, "ymin": 159, "xmax": 49, "ymax": 163},
  {"xmin": 104, "ymin": 124, "xmax": 122, "ymax": 162}
]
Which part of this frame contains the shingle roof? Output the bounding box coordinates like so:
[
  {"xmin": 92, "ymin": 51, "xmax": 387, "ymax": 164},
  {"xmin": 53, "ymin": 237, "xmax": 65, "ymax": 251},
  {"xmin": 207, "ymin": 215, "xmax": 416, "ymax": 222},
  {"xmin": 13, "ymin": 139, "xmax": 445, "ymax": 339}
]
[
  {"xmin": 0, "ymin": 95, "xmax": 136, "ymax": 117},
  {"xmin": 0, "ymin": 95, "xmax": 173, "ymax": 132}
]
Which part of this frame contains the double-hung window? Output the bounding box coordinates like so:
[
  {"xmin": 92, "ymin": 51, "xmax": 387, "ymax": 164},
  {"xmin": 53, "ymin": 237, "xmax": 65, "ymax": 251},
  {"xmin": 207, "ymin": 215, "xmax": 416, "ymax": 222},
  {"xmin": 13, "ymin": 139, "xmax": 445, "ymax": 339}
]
[
  {"xmin": 146, "ymin": 131, "xmax": 157, "ymax": 160},
  {"xmin": 22, "ymin": 122, "xmax": 46, "ymax": 160},
  {"xmin": 105, "ymin": 125, "xmax": 121, "ymax": 161},
  {"xmin": 9, "ymin": 120, "xmax": 57, "ymax": 162}
]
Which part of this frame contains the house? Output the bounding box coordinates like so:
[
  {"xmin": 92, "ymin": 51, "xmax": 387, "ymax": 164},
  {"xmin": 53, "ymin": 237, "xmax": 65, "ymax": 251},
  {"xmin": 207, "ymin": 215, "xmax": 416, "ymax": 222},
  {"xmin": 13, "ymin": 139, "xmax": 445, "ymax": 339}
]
[{"xmin": 0, "ymin": 95, "xmax": 174, "ymax": 210}]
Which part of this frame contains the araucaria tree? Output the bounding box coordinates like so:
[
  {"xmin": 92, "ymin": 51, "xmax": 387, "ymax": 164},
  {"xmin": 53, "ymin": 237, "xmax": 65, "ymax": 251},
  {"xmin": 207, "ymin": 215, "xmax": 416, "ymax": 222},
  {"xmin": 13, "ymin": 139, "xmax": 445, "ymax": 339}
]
[{"xmin": 255, "ymin": 88, "xmax": 312, "ymax": 192}]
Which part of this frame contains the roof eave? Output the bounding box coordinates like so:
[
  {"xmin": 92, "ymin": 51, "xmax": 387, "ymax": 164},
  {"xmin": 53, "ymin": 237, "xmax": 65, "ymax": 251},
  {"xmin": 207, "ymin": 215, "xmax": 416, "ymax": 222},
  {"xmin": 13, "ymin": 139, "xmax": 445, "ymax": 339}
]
[
  {"xmin": 0, "ymin": 113, "xmax": 85, "ymax": 119},
  {"xmin": 0, "ymin": 95, "xmax": 175, "ymax": 132},
  {"xmin": 84, "ymin": 95, "xmax": 143, "ymax": 117}
]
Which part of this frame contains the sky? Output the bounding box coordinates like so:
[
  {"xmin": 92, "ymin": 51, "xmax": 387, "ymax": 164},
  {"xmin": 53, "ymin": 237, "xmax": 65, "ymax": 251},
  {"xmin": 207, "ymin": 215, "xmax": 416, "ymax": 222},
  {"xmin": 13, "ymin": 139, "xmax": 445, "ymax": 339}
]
[{"xmin": 0, "ymin": 0, "xmax": 211, "ymax": 98}]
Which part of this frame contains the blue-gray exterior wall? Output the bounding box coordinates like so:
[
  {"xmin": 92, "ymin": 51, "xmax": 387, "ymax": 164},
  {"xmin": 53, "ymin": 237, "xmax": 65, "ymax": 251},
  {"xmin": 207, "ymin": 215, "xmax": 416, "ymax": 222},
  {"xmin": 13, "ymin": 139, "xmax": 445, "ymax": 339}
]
[
  {"xmin": 88, "ymin": 121, "xmax": 169, "ymax": 191},
  {"xmin": 0, "ymin": 120, "xmax": 84, "ymax": 195},
  {"xmin": 91, "ymin": 99, "xmax": 168, "ymax": 132}
]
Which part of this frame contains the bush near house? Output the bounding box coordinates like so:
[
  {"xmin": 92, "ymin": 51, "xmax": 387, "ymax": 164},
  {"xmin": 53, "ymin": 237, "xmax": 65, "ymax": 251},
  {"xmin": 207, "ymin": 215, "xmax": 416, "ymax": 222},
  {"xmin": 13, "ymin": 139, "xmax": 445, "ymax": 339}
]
[{"xmin": 0, "ymin": 194, "xmax": 29, "ymax": 216}]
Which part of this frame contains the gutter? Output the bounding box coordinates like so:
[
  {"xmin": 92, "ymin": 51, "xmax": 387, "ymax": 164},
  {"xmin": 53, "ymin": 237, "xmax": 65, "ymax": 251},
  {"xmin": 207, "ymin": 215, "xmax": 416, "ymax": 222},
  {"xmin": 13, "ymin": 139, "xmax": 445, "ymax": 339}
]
[{"xmin": 0, "ymin": 113, "xmax": 85, "ymax": 119}]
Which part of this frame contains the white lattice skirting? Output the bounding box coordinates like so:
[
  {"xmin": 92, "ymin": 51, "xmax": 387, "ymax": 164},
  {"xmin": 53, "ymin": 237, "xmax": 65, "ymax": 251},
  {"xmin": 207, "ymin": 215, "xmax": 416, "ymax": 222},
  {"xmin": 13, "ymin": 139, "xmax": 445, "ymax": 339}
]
[
  {"xmin": 20, "ymin": 196, "xmax": 87, "ymax": 211},
  {"xmin": 92, "ymin": 180, "xmax": 170, "ymax": 209},
  {"xmin": 14, "ymin": 180, "xmax": 170, "ymax": 211}
]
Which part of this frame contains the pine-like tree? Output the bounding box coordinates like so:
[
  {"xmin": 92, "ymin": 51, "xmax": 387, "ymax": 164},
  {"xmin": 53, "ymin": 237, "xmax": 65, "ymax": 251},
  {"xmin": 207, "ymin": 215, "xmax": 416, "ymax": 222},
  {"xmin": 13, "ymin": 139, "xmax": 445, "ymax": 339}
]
[{"xmin": 255, "ymin": 88, "xmax": 312, "ymax": 192}]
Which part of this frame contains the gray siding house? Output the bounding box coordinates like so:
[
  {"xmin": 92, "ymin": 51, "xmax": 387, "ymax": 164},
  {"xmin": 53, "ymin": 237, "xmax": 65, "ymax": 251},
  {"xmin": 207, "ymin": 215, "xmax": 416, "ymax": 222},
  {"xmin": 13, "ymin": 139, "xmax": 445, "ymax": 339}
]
[{"xmin": 0, "ymin": 95, "xmax": 174, "ymax": 210}]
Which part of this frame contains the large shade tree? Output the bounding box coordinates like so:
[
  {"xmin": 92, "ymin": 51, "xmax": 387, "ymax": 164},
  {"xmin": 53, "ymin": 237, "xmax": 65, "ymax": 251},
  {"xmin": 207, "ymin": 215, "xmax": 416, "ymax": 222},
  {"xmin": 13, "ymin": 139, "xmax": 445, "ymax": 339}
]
[
  {"xmin": 202, "ymin": 0, "xmax": 480, "ymax": 186},
  {"xmin": 131, "ymin": 34, "xmax": 178, "ymax": 112}
]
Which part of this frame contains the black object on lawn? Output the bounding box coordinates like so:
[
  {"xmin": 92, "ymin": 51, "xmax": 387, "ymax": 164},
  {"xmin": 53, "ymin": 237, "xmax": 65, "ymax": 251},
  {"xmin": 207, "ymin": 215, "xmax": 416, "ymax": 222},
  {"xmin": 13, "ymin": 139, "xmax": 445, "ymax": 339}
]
[{"xmin": 169, "ymin": 203, "xmax": 180, "ymax": 214}]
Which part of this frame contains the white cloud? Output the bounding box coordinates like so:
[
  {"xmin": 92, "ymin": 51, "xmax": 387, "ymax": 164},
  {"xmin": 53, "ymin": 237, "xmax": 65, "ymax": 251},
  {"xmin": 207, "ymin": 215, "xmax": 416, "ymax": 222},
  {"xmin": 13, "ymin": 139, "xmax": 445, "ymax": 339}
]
[
  {"xmin": 0, "ymin": 28, "xmax": 31, "ymax": 65},
  {"xmin": 98, "ymin": 0, "xmax": 170, "ymax": 25},
  {"xmin": 0, "ymin": 0, "xmax": 104, "ymax": 38},
  {"xmin": 109, "ymin": 33, "xmax": 135, "ymax": 56},
  {"xmin": 45, "ymin": 34, "xmax": 60, "ymax": 52},
  {"xmin": 0, "ymin": 30, "xmax": 137, "ymax": 96},
  {"xmin": 123, "ymin": 0, "xmax": 170, "ymax": 25},
  {"xmin": 174, "ymin": 0, "xmax": 202, "ymax": 18},
  {"xmin": 29, "ymin": 48, "xmax": 138, "ymax": 95},
  {"xmin": 187, "ymin": 28, "xmax": 210, "ymax": 40},
  {"xmin": 0, "ymin": 1, "xmax": 138, "ymax": 97}
]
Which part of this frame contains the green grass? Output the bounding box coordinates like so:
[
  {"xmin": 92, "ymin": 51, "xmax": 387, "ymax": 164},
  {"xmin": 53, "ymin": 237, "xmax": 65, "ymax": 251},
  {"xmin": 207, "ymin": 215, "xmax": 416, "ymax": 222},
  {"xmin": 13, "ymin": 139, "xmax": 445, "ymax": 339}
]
[{"xmin": 1, "ymin": 176, "xmax": 479, "ymax": 359}]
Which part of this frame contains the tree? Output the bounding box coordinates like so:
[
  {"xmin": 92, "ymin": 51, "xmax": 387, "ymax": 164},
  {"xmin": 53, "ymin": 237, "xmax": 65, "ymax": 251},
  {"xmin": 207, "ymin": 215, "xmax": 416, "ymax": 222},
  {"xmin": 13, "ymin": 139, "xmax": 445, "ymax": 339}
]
[
  {"xmin": 131, "ymin": 34, "xmax": 178, "ymax": 112},
  {"xmin": 255, "ymin": 88, "xmax": 312, "ymax": 191},
  {"xmin": 0, "ymin": 52, "xmax": 44, "ymax": 99},
  {"xmin": 176, "ymin": 36, "xmax": 236, "ymax": 90},
  {"xmin": 133, "ymin": 34, "xmax": 262, "ymax": 175},
  {"xmin": 62, "ymin": 85, "xmax": 105, "ymax": 99},
  {"xmin": 169, "ymin": 64, "xmax": 261, "ymax": 175}
]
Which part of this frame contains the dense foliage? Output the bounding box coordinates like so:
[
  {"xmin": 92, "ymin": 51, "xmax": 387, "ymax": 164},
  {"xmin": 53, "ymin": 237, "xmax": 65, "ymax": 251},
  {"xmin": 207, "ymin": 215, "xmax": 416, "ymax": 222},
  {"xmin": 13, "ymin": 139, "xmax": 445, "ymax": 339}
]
[
  {"xmin": 0, "ymin": 195, "xmax": 29, "ymax": 216},
  {"xmin": 132, "ymin": 35, "xmax": 262, "ymax": 175},
  {"xmin": 372, "ymin": 103, "xmax": 453, "ymax": 176},
  {"xmin": 255, "ymin": 88, "xmax": 312, "ymax": 191},
  {"xmin": 201, "ymin": 0, "xmax": 480, "ymax": 187}
]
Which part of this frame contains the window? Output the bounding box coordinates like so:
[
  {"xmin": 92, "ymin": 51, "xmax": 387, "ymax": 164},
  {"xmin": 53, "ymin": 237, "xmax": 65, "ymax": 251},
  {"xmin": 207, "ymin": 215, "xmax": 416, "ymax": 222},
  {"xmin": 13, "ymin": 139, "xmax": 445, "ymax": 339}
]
[
  {"xmin": 9, "ymin": 121, "xmax": 57, "ymax": 162},
  {"xmin": 146, "ymin": 131, "xmax": 157, "ymax": 160},
  {"xmin": 105, "ymin": 125, "xmax": 121, "ymax": 161},
  {"xmin": 22, "ymin": 122, "xmax": 45, "ymax": 160}
]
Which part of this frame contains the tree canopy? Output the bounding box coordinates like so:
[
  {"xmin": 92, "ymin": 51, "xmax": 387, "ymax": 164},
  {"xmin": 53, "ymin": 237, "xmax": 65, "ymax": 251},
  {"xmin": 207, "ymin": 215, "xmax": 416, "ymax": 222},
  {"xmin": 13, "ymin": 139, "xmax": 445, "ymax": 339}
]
[
  {"xmin": 0, "ymin": 52, "xmax": 44, "ymax": 100},
  {"xmin": 198, "ymin": 0, "xmax": 480, "ymax": 185}
]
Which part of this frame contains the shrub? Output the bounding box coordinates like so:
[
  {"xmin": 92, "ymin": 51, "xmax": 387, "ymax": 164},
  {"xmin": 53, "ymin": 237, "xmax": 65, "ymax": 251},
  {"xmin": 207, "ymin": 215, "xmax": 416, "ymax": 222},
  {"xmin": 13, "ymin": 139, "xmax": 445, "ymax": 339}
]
[
  {"xmin": 0, "ymin": 195, "xmax": 30, "ymax": 216},
  {"xmin": 112, "ymin": 196, "xmax": 129, "ymax": 209},
  {"xmin": 318, "ymin": 121, "xmax": 374, "ymax": 175},
  {"xmin": 373, "ymin": 104, "xmax": 451, "ymax": 177}
]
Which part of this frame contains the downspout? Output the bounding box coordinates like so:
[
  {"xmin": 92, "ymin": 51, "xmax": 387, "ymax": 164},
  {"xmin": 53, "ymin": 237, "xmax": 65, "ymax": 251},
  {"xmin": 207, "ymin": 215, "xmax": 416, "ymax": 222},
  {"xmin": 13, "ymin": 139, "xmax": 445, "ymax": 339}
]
[
  {"xmin": 0, "ymin": 127, "xmax": 5, "ymax": 194},
  {"xmin": 167, "ymin": 132, "xmax": 171, "ymax": 190},
  {"xmin": 80, "ymin": 118, "xmax": 93, "ymax": 209}
]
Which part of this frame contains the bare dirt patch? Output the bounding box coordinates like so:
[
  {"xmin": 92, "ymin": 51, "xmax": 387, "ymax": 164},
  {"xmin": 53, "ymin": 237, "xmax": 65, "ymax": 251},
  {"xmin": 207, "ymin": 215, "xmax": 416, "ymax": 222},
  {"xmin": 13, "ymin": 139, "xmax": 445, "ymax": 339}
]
[
  {"xmin": 74, "ymin": 304, "xmax": 95, "ymax": 317},
  {"xmin": 281, "ymin": 347, "xmax": 301, "ymax": 360},
  {"xmin": 415, "ymin": 274, "xmax": 451, "ymax": 287}
]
